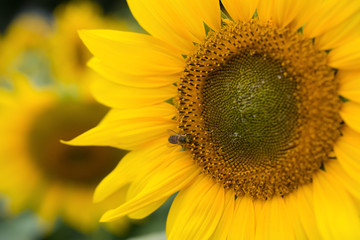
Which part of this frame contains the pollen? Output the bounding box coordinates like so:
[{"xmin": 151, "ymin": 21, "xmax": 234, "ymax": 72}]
[{"xmin": 176, "ymin": 20, "xmax": 342, "ymax": 199}]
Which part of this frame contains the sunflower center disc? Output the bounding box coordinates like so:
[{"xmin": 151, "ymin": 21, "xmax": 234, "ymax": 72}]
[
  {"xmin": 29, "ymin": 101, "xmax": 126, "ymax": 185},
  {"xmin": 202, "ymin": 53, "xmax": 298, "ymax": 162},
  {"xmin": 177, "ymin": 20, "xmax": 342, "ymax": 199}
]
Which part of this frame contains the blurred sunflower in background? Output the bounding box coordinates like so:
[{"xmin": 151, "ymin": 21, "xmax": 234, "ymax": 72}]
[
  {"xmin": 0, "ymin": 74, "xmax": 130, "ymax": 233},
  {"xmin": 71, "ymin": 0, "xmax": 360, "ymax": 239},
  {"xmin": 0, "ymin": 13, "xmax": 51, "ymax": 83},
  {"xmin": 50, "ymin": 0, "xmax": 127, "ymax": 87},
  {"xmin": 0, "ymin": 0, "xmax": 132, "ymax": 237}
]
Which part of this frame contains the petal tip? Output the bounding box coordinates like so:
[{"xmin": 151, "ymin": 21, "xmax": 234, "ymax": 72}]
[
  {"xmin": 78, "ymin": 29, "xmax": 93, "ymax": 42},
  {"xmin": 93, "ymin": 186, "xmax": 105, "ymax": 203},
  {"xmin": 100, "ymin": 210, "xmax": 121, "ymax": 222}
]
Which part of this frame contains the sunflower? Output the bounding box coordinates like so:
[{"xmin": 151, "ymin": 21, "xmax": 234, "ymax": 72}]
[
  {"xmin": 0, "ymin": 13, "xmax": 51, "ymax": 82},
  {"xmin": 50, "ymin": 0, "xmax": 128, "ymax": 86},
  {"xmin": 0, "ymin": 73, "xmax": 131, "ymax": 233},
  {"xmin": 71, "ymin": 0, "xmax": 360, "ymax": 238},
  {"xmin": 0, "ymin": 10, "xmax": 130, "ymax": 234}
]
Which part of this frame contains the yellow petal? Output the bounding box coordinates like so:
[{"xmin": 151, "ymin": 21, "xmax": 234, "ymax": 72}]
[
  {"xmin": 228, "ymin": 196, "xmax": 255, "ymax": 240},
  {"xmin": 257, "ymin": 0, "xmax": 305, "ymax": 26},
  {"xmin": 326, "ymin": 160, "xmax": 360, "ymax": 200},
  {"xmin": 316, "ymin": 12, "xmax": 360, "ymax": 50},
  {"xmin": 303, "ymin": 0, "xmax": 360, "ymax": 38},
  {"xmin": 88, "ymin": 58, "xmax": 180, "ymax": 88},
  {"xmin": 337, "ymin": 124, "xmax": 360, "ymax": 148},
  {"xmin": 128, "ymin": 198, "xmax": 168, "ymax": 219},
  {"xmin": 255, "ymin": 197, "xmax": 295, "ymax": 240},
  {"xmin": 222, "ymin": 0, "xmax": 258, "ymax": 22},
  {"xmin": 126, "ymin": 150, "xmax": 192, "ymax": 219},
  {"xmin": 126, "ymin": 150, "xmax": 185, "ymax": 199},
  {"xmin": 93, "ymin": 137, "xmax": 169, "ymax": 202},
  {"xmin": 101, "ymin": 102, "xmax": 175, "ymax": 123},
  {"xmin": 210, "ymin": 189, "xmax": 235, "ymax": 240},
  {"xmin": 338, "ymin": 70, "xmax": 360, "ymax": 104},
  {"xmin": 290, "ymin": 0, "xmax": 322, "ymax": 31},
  {"xmin": 166, "ymin": 175, "xmax": 224, "ymax": 240},
  {"xmin": 62, "ymin": 187, "xmax": 97, "ymax": 233},
  {"xmin": 313, "ymin": 167, "xmax": 360, "ymax": 239},
  {"xmin": 100, "ymin": 154, "xmax": 199, "ymax": 221},
  {"xmin": 334, "ymin": 147, "xmax": 360, "ymax": 188},
  {"xmin": 67, "ymin": 115, "xmax": 175, "ymax": 150},
  {"xmin": 337, "ymin": 69, "xmax": 360, "ymax": 83},
  {"xmin": 127, "ymin": 0, "xmax": 220, "ymax": 53},
  {"xmin": 340, "ymin": 102, "xmax": 360, "ymax": 132},
  {"xmin": 37, "ymin": 183, "xmax": 63, "ymax": 222},
  {"xmin": 91, "ymin": 78, "xmax": 176, "ymax": 109},
  {"xmin": 259, "ymin": 0, "xmax": 306, "ymax": 27},
  {"xmin": 328, "ymin": 37, "xmax": 360, "ymax": 70},
  {"xmin": 174, "ymin": 0, "xmax": 221, "ymax": 33},
  {"xmin": 286, "ymin": 184, "xmax": 322, "ymax": 239},
  {"xmin": 253, "ymin": 199, "xmax": 264, "ymax": 218},
  {"xmin": 278, "ymin": 0, "xmax": 307, "ymax": 27},
  {"xmin": 284, "ymin": 193, "xmax": 307, "ymax": 240},
  {"xmin": 256, "ymin": 0, "xmax": 273, "ymax": 24},
  {"xmin": 334, "ymin": 126, "xmax": 360, "ymax": 189},
  {"xmin": 0, "ymin": 164, "xmax": 40, "ymax": 215},
  {"xmin": 79, "ymin": 30, "xmax": 185, "ymax": 75}
]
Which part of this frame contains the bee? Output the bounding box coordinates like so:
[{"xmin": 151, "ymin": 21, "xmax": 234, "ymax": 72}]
[{"xmin": 168, "ymin": 130, "xmax": 190, "ymax": 145}]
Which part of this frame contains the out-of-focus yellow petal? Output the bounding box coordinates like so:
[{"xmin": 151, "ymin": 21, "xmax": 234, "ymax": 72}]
[
  {"xmin": 37, "ymin": 184, "xmax": 63, "ymax": 222},
  {"xmin": 0, "ymin": 13, "xmax": 51, "ymax": 75},
  {"xmin": 127, "ymin": 0, "xmax": 220, "ymax": 53},
  {"xmin": 166, "ymin": 175, "xmax": 224, "ymax": 240},
  {"xmin": 49, "ymin": 0, "xmax": 127, "ymax": 85},
  {"xmin": 313, "ymin": 165, "xmax": 360, "ymax": 239},
  {"xmin": 62, "ymin": 186, "xmax": 97, "ymax": 233}
]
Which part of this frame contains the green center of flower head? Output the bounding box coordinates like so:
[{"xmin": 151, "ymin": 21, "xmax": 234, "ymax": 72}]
[
  {"xmin": 202, "ymin": 53, "xmax": 298, "ymax": 162},
  {"xmin": 177, "ymin": 20, "xmax": 342, "ymax": 199},
  {"xmin": 29, "ymin": 101, "xmax": 126, "ymax": 185}
]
